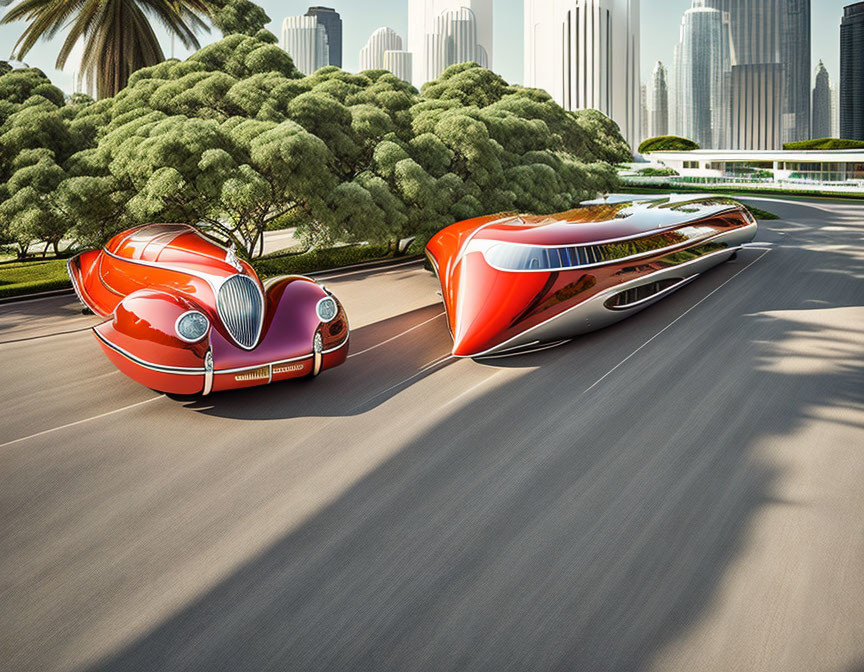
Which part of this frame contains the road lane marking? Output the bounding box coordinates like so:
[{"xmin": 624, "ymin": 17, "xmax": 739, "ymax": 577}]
[
  {"xmin": 348, "ymin": 312, "xmax": 445, "ymax": 359},
  {"xmin": 0, "ymin": 395, "xmax": 165, "ymax": 448},
  {"xmin": 582, "ymin": 249, "xmax": 771, "ymax": 396},
  {"xmin": 442, "ymin": 369, "xmax": 506, "ymax": 409}
]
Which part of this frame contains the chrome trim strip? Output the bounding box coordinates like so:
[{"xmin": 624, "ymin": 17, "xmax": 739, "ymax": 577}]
[
  {"xmin": 93, "ymin": 329, "xmax": 207, "ymax": 375},
  {"xmin": 97, "ymin": 255, "xmax": 125, "ymax": 297},
  {"xmin": 606, "ymin": 275, "xmax": 699, "ymax": 311},
  {"xmin": 456, "ymin": 246, "xmax": 742, "ymax": 359},
  {"xmin": 66, "ymin": 257, "xmax": 89, "ymax": 309},
  {"xmin": 103, "ymin": 247, "xmax": 230, "ymax": 292},
  {"xmin": 93, "ymin": 325, "xmax": 349, "ymax": 376},
  {"xmin": 212, "ymin": 333, "xmax": 350, "ymax": 375}
]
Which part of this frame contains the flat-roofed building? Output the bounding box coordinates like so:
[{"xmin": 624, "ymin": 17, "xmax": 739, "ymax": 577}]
[{"xmin": 641, "ymin": 148, "xmax": 864, "ymax": 186}]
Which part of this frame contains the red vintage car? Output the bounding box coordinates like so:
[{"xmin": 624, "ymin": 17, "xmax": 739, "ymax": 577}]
[
  {"xmin": 68, "ymin": 224, "xmax": 349, "ymax": 394},
  {"xmin": 426, "ymin": 194, "xmax": 758, "ymax": 358}
]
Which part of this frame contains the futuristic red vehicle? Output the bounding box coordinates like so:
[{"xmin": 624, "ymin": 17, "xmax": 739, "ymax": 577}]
[
  {"xmin": 68, "ymin": 224, "xmax": 349, "ymax": 394},
  {"xmin": 426, "ymin": 195, "xmax": 758, "ymax": 358}
]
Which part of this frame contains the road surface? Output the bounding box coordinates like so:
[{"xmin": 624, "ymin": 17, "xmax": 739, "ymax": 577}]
[{"xmin": 1, "ymin": 197, "xmax": 862, "ymax": 672}]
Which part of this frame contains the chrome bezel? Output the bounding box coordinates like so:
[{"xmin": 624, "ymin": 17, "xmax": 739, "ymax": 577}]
[
  {"xmin": 174, "ymin": 310, "xmax": 210, "ymax": 343},
  {"xmin": 316, "ymin": 296, "xmax": 339, "ymax": 323}
]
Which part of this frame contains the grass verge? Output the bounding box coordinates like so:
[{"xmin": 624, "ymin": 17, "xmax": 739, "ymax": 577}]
[{"xmin": 0, "ymin": 258, "xmax": 71, "ymax": 299}]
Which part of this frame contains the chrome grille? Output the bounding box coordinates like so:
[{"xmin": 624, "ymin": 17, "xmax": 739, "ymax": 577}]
[{"xmin": 217, "ymin": 274, "xmax": 263, "ymax": 349}]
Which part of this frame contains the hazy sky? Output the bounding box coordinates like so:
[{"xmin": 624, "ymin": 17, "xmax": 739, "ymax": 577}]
[{"xmin": 0, "ymin": 0, "xmax": 853, "ymax": 94}]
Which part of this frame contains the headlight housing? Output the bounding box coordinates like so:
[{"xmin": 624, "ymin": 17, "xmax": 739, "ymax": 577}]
[
  {"xmin": 175, "ymin": 310, "xmax": 210, "ymax": 342},
  {"xmin": 316, "ymin": 296, "xmax": 338, "ymax": 322}
]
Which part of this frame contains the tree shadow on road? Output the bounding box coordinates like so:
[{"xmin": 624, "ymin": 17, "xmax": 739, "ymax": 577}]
[{"xmin": 78, "ymin": 209, "xmax": 864, "ymax": 672}]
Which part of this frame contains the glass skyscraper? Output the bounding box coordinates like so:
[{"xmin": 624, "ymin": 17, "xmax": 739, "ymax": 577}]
[
  {"xmin": 305, "ymin": 7, "xmax": 342, "ymax": 68},
  {"xmin": 841, "ymin": 2, "xmax": 864, "ymax": 140}
]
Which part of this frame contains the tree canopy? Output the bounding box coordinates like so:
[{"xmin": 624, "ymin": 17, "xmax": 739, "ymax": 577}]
[
  {"xmin": 638, "ymin": 136, "xmax": 700, "ymax": 154},
  {"xmin": 0, "ymin": 33, "xmax": 630, "ymax": 259}
]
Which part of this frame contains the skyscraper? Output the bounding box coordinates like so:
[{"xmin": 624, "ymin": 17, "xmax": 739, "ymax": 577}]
[
  {"xmin": 649, "ymin": 61, "xmax": 669, "ymax": 137},
  {"xmin": 305, "ymin": 7, "xmax": 342, "ymax": 68},
  {"xmin": 673, "ymin": 5, "xmax": 726, "ymax": 148},
  {"xmin": 408, "ymin": 0, "xmax": 493, "ymax": 86},
  {"xmin": 729, "ymin": 63, "xmax": 785, "ymax": 150},
  {"xmin": 841, "ymin": 2, "xmax": 864, "ymax": 140},
  {"xmin": 360, "ymin": 27, "xmax": 404, "ymax": 71},
  {"xmin": 641, "ymin": 84, "xmax": 649, "ymax": 142},
  {"xmin": 423, "ymin": 6, "xmax": 489, "ymax": 81},
  {"xmin": 812, "ymin": 60, "xmax": 832, "ymax": 139},
  {"xmin": 524, "ymin": 0, "xmax": 642, "ymax": 153},
  {"xmin": 281, "ymin": 15, "xmax": 329, "ymax": 75},
  {"xmin": 699, "ymin": 0, "xmax": 809, "ymax": 149},
  {"xmin": 781, "ymin": 0, "xmax": 811, "ymax": 143}
]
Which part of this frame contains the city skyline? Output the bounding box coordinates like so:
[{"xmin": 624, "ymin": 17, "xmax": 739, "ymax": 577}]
[{"xmin": 0, "ymin": 1, "xmax": 850, "ymax": 97}]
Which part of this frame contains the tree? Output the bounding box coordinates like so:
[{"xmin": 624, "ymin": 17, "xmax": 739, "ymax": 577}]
[
  {"xmin": 0, "ymin": 0, "xmax": 211, "ymax": 98},
  {"xmin": 0, "ymin": 33, "xmax": 629, "ymax": 261},
  {"xmin": 204, "ymin": 0, "xmax": 270, "ymax": 36}
]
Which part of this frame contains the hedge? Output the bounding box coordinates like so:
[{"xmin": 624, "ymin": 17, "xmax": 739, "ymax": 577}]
[
  {"xmin": 784, "ymin": 138, "xmax": 864, "ymax": 150},
  {"xmin": 638, "ymin": 136, "xmax": 700, "ymax": 153}
]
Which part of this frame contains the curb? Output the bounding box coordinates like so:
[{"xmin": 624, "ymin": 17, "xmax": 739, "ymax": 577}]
[{"xmin": 0, "ymin": 287, "xmax": 75, "ymax": 305}]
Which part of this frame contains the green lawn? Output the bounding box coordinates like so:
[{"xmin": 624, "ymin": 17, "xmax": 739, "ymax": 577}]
[{"xmin": 0, "ymin": 258, "xmax": 71, "ymax": 299}]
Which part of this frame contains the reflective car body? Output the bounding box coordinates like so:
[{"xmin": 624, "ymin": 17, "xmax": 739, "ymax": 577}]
[
  {"xmin": 425, "ymin": 195, "xmax": 757, "ymax": 358},
  {"xmin": 68, "ymin": 224, "xmax": 349, "ymax": 394}
]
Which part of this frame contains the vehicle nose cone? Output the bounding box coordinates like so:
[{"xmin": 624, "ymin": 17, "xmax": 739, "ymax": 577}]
[{"xmin": 445, "ymin": 253, "xmax": 553, "ymax": 358}]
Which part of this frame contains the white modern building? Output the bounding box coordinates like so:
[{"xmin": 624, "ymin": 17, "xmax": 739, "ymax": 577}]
[
  {"xmin": 641, "ymin": 149, "xmax": 864, "ymax": 187},
  {"xmin": 673, "ymin": 5, "xmax": 727, "ymax": 149},
  {"xmin": 524, "ymin": 0, "xmax": 641, "ymax": 153},
  {"xmin": 359, "ymin": 27, "xmax": 404, "ymax": 71},
  {"xmin": 281, "ymin": 15, "xmax": 330, "ymax": 75},
  {"xmin": 383, "ymin": 51, "xmax": 414, "ymax": 84},
  {"xmin": 408, "ymin": 0, "xmax": 493, "ymax": 86}
]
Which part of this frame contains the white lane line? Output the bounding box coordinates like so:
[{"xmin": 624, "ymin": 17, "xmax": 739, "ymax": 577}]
[
  {"xmin": 582, "ymin": 249, "xmax": 771, "ymax": 396},
  {"xmin": 442, "ymin": 369, "xmax": 506, "ymax": 410},
  {"xmin": 348, "ymin": 312, "xmax": 445, "ymax": 359},
  {"xmin": 0, "ymin": 395, "xmax": 164, "ymax": 449}
]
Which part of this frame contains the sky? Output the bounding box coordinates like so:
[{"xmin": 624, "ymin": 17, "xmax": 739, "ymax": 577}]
[{"xmin": 0, "ymin": 0, "xmax": 853, "ymax": 94}]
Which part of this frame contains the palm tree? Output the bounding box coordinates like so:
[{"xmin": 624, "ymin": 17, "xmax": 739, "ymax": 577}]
[{"xmin": 0, "ymin": 0, "xmax": 212, "ymax": 98}]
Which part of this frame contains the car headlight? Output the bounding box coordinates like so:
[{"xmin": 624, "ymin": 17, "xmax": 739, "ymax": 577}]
[
  {"xmin": 175, "ymin": 311, "xmax": 210, "ymax": 342},
  {"xmin": 316, "ymin": 296, "xmax": 338, "ymax": 322}
]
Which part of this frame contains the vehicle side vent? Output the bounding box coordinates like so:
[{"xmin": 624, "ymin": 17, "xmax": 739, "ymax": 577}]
[
  {"xmin": 605, "ymin": 278, "xmax": 684, "ymax": 311},
  {"xmin": 217, "ymin": 274, "xmax": 263, "ymax": 349}
]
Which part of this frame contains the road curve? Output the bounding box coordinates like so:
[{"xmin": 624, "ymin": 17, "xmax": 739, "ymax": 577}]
[{"xmin": 1, "ymin": 197, "xmax": 862, "ymax": 672}]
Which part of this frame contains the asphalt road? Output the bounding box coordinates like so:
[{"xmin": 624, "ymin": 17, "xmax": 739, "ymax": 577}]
[{"xmin": 1, "ymin": 197, "xmax": 862, "ymax": 672}]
